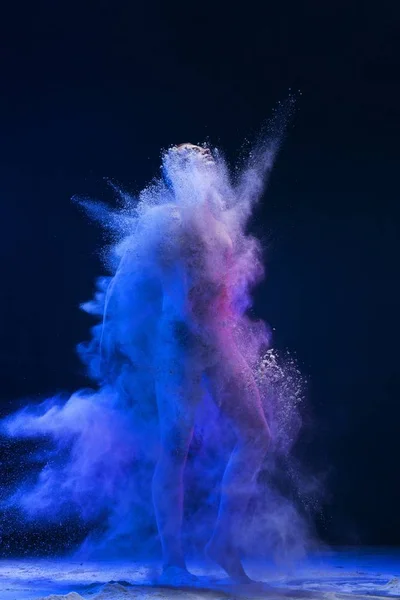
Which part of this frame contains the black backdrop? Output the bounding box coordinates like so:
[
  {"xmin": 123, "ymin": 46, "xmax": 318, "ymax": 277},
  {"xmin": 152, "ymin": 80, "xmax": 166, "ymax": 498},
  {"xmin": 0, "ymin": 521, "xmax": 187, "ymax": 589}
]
[{"xmin": 0, "ymin": 1, "xmax": 399, "ymax": 554}]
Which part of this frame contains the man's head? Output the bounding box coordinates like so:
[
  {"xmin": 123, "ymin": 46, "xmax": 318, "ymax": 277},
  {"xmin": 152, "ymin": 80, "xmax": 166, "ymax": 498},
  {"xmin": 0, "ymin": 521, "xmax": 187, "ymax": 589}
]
[
  {"xmin": 161, "ymin": 142, "xmax": 216, "ymax": 195},
  {"xmin": 171, "ymin": 143, "xmax": 215, "ymax": 166},
  {"xmin": 164, "ymin": 143, "xmax": 215, "ymax": 169}
]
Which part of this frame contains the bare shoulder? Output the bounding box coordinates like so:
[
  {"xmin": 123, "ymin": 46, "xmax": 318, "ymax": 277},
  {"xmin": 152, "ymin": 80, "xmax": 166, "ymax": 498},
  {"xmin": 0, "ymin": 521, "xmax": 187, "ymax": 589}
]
[
  {"xmin": 134, "ymin": 205, "xmax": 182, "ymax": 262},
  {"xmin": 139, "ymin": 203, "xmax": 181, "ymax": 228},
  {"xmin": 157, "ymin": 203, "xmax": 181, "ymax": 224},
  {"xmin": 142, "ymin": 204, "xmax": 182, "ymax": 239}
]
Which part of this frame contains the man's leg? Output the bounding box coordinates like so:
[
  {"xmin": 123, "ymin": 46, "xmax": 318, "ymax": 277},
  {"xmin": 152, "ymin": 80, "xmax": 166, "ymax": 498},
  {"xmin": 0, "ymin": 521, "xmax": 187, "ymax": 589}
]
[
  {"xmin": 152, "ymin": 363, "xmax": 202, "ymax": 574},
  {"xmin": 205, "ymin": 349, "xmax": 270, "ymax": 581}
]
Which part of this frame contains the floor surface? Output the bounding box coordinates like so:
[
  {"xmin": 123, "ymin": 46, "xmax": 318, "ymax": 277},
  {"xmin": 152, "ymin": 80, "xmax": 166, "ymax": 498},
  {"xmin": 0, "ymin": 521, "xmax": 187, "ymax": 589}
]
[{"xmin": 0, "ymin": 549, "xmax": 399, "ymax": 599}]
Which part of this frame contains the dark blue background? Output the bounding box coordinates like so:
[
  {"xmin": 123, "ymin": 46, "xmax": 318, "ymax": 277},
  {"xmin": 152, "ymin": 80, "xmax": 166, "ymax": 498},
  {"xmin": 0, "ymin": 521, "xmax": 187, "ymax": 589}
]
[{"xmin": 0, "ymin": 0, "xmax": 399, "ymax": 552}]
